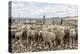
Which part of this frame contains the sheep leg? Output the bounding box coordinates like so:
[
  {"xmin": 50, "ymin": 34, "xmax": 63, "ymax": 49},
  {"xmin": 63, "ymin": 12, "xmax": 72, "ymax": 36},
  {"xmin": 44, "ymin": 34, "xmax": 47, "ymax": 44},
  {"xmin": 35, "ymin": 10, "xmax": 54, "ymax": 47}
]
[
  {"xmin": 44, "ymin": 41, "xmax": 46, "ymax": 46},
  {"xmin": 38, "ymin": 36, "xmax": 41, "ymax": 42},
  {"xmin": 19, "ymin": 36, "xmax": 21, "ymax": 40},
  {"xmin": 73, "ymin": 38, "xmax": 75, "ymax": 44},
  {"xmin": 28, "ymin": 36, "xmax": 32, "ymax": 42},
  {"xmin": 60, "ymin": 39, "xmax": 63, "ymax": 47},
  {"xmin": 33, "ymin": 36, "xmax": 35, "ymax": 42},
  {"xmin": 53, "ymin": 40, "xmax": 56, "ymax": 47},
  {"xmin": 72, "ymin": 37, "xmax": 75, "ymax": 47},
  {"xmin": 27, "ymin": 36, "xmax": 28, "ymax": 43},
  {"xmin": 39, "ymin": 36, "xmax": 41, "ymax": 42},
  {"xmin": 38, "ymin": 36, "xmax": 40, "ymax": 42},
  {"xmin": 68, "ymin": 37, "xmax": 70, "ymax": 47},
  {"xmin": 40, "ymin": 36, "xmax": 43, "ymax": 42},
  {"xmin": 35, "ymin": 35, "xmax": 37, "ymax": 42},
  {"xmin": 49, "ymin": 40, "xmax": 53, "ymax": 48},
  {"xmin": 69, "ymin": 38, "xmax": 73, "ymax": 48},
  {"xmin": 71, "ymin": 38, "xmax": 73, "ymax": 46},
  {"xmin": 50, "ymin": 43, "xmax": 53, "ymax": 48},
  {"xmin": 16, "ymin": 36, "xmax": 19, "ymax": 41},
  {"xmin": 68, "ymin": 37, "xmax": 71, "ymax": 47}
]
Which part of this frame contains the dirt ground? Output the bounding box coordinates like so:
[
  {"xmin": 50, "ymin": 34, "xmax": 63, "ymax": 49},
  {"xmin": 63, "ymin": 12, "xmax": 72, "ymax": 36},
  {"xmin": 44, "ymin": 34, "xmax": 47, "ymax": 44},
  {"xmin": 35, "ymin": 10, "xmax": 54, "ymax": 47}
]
[{"xmin": 11, "ymin": 39, "xmax": 78, "ymax": 53}]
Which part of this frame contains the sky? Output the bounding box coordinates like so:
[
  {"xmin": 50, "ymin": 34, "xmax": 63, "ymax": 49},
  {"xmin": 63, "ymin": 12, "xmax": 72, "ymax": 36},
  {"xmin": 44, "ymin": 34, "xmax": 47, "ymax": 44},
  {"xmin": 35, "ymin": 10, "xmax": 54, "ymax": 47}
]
[{"xmin": 12, "ymin": 1, "xmax": 78, "ymax": 18}]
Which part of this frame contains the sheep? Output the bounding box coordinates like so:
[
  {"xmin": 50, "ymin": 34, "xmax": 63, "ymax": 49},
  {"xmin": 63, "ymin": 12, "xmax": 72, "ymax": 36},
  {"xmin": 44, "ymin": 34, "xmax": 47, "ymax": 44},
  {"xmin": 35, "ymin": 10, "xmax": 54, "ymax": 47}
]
[
  {"xmin": 64, "ymin": 26, "xmax": 70, "ymax": 44},
  {"xmin": 27, "ymin": 29, "xmax": 38, "ymax": 42},
  {"xmin": 15, "ymin": 31, "xmax": 23, "ymax": 41},
  {"xmin": 10, "ymin": 24, "xmax": 18, "ymax": 40},
  {"xmin": 11, "ymin": 29, "xmax": 16, "ymax": 40},
  {"xmin": 75, "ymin": 27, "xmax": 78, "ymax": 40},
  {"xmin": 52, "ymin": 26, "xmax": 65, "ymax": 47},
  {"xmin": 22, "ymin": 28, "xmax": 28, "ymax": 40},
  {"xmin": 37, "ymin": 30, "xmax": 43, "ymax": 42},
  {"xmin": 29, "ymin": 24, "xmax": 37, "ymax": 30},
  {"xmin": 41, "ymin": 30, "xmax": 56, "ymax": 48},
  {"xmin": 69, "ymin": 28, "xmax": 76, "ymax": 47},
  {"xmin": 27, "ymin": 29, "xmax": 31, "ymax": 42},
  {"xmin": 31, "ymin": 30, "xmax": 37, "ymax": 41},
  {"xmin": 15, "ymin": 27, "xmax": 24, "ymax": 41},
  {"xmin": 47, "ymin": 24, "xmax": 58, "ymax": 32}
]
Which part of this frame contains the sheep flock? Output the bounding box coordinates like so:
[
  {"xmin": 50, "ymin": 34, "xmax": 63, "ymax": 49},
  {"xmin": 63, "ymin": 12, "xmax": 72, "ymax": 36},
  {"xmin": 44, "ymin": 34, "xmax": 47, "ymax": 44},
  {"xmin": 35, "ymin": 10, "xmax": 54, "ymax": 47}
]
[{"xmin": 9, "ymin": 22, "xmax": 78, "ymax": 53}]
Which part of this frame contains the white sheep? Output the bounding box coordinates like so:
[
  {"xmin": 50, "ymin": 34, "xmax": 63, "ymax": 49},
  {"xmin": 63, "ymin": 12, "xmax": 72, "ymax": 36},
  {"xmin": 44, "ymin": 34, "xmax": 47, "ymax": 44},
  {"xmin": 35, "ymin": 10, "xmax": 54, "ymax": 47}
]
[
  {"xmin": 15, "ymin": 27, "xmax": 24, "ymax": 40},
  {"xmin": 69, "ymin": 28, "xmax": 76, "ymax": 46},
  {"xmin": 27, "ymin": 29, "xmax": 37, "ymax": 42},
  {"xmin": 52, "ymin": 26, "xmax": 65, "ymax": 47},
  {"xmin": 41, "ymin": 30, "xmax": 56, "ymax": 48},
  {"xmin": 31, "ymin": 30, "xmax": 37, "ymax": 41},
  {"xmin": 15, "ymin": 31, "xmax": 23, "ymax": 40},
  {"xmin": 37, "ymin": 30, "xmax": 43, "ymax": 42}
]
